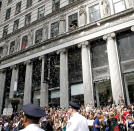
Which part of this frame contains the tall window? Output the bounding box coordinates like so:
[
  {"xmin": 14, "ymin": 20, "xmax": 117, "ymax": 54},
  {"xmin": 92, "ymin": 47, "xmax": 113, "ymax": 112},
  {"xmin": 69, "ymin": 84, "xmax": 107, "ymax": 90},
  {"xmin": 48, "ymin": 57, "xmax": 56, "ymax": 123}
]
[
  {"xmin": 68, "ymin": 47, "xmax": 82, "ymax": 83},
  {"xmin": 13, "ymin": 19, "xmax": 19, "ymax": 32},
  {"xmin": 117, "ymin": 31, "xmax": 134, "ymax": 61},
  {"xmin": 3, "ymin": 25, "xmax": 8, "ymax": 37},
  {"xmin": 15, "ymin": 1, "xmax": 21, "ymax": 15},
  {"xmin": 89, "ymin": 4, "xmax": 100, "ymax": 22},
  {"xmin": 112, "ymin": 0, "xmax": 126, "ymax": 13},
  {"xmin": 9, "ymin": 41, "xmax": 15, "ymax": 54},
  {"xmin": 26, "ymin": 0, "xmax": 32, "ymax": 8},
  {"xmin": 25, "ymin": 13, "xmax": 31, "ymax": 26},
  {"xmin": 52, "ymin": 0, "xmax": 60, "ymax": 11},
  {"xmin": 91, "ymin": 40, "xmax": 108, "ymax": 68},
  {"xmin": 68, "ymin": 13, "xmax": 78, "ymax": 31},
  {"xmin": 35, "ymin": 28, "xmax": 43, "ymax": 43},
  {"xmin": 51, "ymin": 21, "xmax": 59, "ymax": 37},
  {"xmin": 21, "ymin": 35, "xmax": 28, "ymax": 49},
  {"xmin": 5, "ymin": 8, "xmax": 11, "ymax": 20},
  {"xmin": 38, "ymin": 6, "xmax": 45, "ymax": 19}
]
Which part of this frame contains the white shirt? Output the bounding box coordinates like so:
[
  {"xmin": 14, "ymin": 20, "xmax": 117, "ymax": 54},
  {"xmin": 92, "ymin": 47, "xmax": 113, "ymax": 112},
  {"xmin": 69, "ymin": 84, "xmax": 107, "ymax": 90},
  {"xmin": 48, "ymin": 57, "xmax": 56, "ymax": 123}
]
[
  {"xmin": 66, "ymin": 112, "xmax": 89, "ymax": 131},
  {"xmin": 19, "ymin": 124, "xmax": 44, "ymax": 131}
]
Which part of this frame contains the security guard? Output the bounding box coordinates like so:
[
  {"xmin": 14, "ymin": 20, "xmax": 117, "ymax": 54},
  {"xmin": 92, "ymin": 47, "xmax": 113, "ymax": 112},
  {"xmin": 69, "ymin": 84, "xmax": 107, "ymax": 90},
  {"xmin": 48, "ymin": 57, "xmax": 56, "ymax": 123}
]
[
  {"xmin": 20, "ymin": 104, "xmax": 45, "ymax": 131},
  {"xmin": 66, "ymin": 101, "xmax": 89, "ymax": 131}
]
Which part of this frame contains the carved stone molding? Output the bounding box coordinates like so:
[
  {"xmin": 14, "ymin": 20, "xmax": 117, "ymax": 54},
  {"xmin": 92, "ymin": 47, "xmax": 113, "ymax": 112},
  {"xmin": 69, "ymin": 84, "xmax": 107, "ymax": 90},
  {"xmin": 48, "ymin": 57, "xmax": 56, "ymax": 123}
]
[
  {"xmin": 78, "ymin": 41, "xmax": 89, "ymax": 48},
  {"xmin": 103, "ymin": 32, "xmax": 116, "ymax": 40},
  {"xmin": 60, "ymin": 14, "xmax": 66, "ymax": 21},
  {"xmin": 24, "ymin": 60, "xmax": 32, "ymax": 65},
  {"xmin": 39, "ymin": 55, "xmax": 45, "ymax": 60},
  {"xmin": 131, "ymin": 26, "xmax": 134, "ymax": 32},
  {"xmin": 10, "ymin": 64, "xmax": 18, "ymax": 70},
  {"xmin": 79, "ymin": 5, "xmax": 86, "ymax": 16},
  {"xmin": 57, "ymin": 48, "xmax": 67, "ymax": 54},
  {"xmin": 101, "ymin": 0, "xmax": 111, "ymax": 17}
]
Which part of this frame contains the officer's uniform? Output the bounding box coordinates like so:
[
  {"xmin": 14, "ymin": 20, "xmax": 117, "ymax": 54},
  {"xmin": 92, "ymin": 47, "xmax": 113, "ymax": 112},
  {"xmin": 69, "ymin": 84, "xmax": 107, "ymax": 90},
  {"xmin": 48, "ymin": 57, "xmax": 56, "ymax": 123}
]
[
  {"xmin": 20, "ymin": 124, "xmax": 44, "ymax": 131},
  {"xmin": 20, "ymin": 104, "xmax": 45, "ymax": 131},
  {"xmin": 66, "ymin": 102, "xmax": 89, "ymax": 131}
]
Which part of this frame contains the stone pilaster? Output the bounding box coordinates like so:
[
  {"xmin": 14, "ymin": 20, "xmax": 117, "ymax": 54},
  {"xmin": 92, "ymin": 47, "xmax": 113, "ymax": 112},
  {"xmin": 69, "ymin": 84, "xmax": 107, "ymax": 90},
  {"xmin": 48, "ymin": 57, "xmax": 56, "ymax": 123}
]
[
  {"xmin": 16, "ymin": 35, "xmax": 21, "ymax": 51},
  {"xmin": 9, "ymin": 65, "xmax": 19, "ymax": 99},
  {"xmin": 59, "ymin": 48, "xmax": 69, "ymax": 108},
  {"xmin": 43, "ymin": 22, "xmax": 49, "ymax": 41},
  {"xmin": 103, "ymin": 33, "xmax": 124, "ymax": 104},
  {"xmin": 127, "ymin": 0, "xmax": 134, "ymax": 8},
  {"xmin": 28, "ymin": 29, "xmax": 34, "ymax": 46},
  {"xmin": 23, "ymin": 60, "xmax": 33, "ymax": 104},
  {"xmin": 59, "ymin": 14, "xmax": 66, "ymax": 34},
  {"xmin": 40, "ymin": 56, "xmax": 48, "ymax": 107},
  {"xmin": 78, "ymin": 41, "xmax": 94, "ymax": 105},
  {"xmin": 100, "ymin": 0, "xmax": 111, "ymax": 18},
  {"xmin": 0, "ymin": 69, "xmax": 6, "ymax": 114},
  {"xmin": 79, "ymin": 5, "xmax": 87, "ymax": 27},
  {"xmin": 3, "ymin": 44, "xmax": 8, "ymax": 57}
]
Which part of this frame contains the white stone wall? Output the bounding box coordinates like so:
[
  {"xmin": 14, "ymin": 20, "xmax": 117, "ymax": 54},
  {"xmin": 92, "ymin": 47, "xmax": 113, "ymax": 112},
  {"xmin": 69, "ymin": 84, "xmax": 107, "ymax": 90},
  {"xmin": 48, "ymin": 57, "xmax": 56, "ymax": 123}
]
[{"xmin": 0, "ymin": 0, "xmax": 133, "ymax": 51}]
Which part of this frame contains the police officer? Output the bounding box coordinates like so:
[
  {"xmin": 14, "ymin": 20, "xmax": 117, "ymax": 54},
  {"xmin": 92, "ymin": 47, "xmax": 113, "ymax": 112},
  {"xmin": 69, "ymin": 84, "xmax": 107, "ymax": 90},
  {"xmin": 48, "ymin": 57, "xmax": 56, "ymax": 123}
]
[
  {"xmin": 20, "ymin": 104, "xmax": 45, "ymax": 131},
  {"xmin": 66, "ymin": 101, "xmax": 89, "ymax": 131}
]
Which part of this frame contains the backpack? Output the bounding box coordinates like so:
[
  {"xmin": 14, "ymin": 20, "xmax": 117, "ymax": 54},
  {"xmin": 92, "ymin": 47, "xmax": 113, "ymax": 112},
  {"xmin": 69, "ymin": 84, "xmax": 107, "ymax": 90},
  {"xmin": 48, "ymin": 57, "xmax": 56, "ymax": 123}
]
[
  {"xmin": 114, "ymin": 124, "xmax": 119, "ymax": 131},
  {"xmin": 108, "ymin": 118, "xmax": 120, "ymax": 131}
]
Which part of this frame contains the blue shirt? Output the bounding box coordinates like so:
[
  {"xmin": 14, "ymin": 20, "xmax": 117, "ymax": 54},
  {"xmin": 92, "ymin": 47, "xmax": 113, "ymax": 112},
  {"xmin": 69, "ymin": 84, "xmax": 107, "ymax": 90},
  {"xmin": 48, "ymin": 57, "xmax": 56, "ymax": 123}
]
[{"xmin": 93, "ymin": 118, "xmax": 100, "ymax": 131}]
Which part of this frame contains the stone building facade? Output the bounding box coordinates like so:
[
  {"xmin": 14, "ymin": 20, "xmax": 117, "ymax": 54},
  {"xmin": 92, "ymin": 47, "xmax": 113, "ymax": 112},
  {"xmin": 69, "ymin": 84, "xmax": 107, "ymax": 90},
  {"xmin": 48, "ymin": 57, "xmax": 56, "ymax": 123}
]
[{"xmin": 0, "ymin": 0, "xmax": 134, "ymax": 113}]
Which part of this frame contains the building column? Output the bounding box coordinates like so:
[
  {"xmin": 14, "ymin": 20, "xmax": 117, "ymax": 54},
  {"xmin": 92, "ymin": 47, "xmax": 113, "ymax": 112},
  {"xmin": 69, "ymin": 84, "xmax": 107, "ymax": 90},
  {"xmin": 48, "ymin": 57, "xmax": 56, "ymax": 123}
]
[
  {"xmin": 40, "ymin": 56, "xmax": 48, "ymax": 107},
  {"xmin": 96, "ymin": 86, "xmax": 100, "ymax": 107},
  {"xmin": 78, "ymin": 41, "xmax": 94, "ymax": 105},
  {"xmin": 59, "ymin": 14, "xmax": 66, "ymax": 34},
  {"xmin": 79, "ymin": 5, "xmax": 87, "ymax": 27},
  {"xmin": 0, "ymin": 69, "xmax": 6, "ymax": 114},
  {"xmin": 59, "ymin": 49, "xmax": 69, "ymax": 108},
  {"xmin": 9, "ymin": 65, "xmax": 19, "ymax": 99},
  {"xmin": 23, "ymin": 60, "xmax": 33, "ymax": 105},
  {"xmin": 103, "ymin": 33, "xmax": 124, "ymax": 104}
]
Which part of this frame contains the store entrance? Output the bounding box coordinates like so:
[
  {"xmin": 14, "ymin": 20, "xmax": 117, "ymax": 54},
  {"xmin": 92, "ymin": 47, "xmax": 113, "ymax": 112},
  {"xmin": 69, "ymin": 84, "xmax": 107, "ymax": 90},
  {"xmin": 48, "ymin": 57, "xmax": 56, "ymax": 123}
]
[
  {"xmin": 124, "ymin": 73, "xmax": 134, "ymax": 105},
  {"xmin": 71, "ymin": 83, "xmax": 84, "ymax": 105},
  {"xmin": 94, "ymin": 80, "xmax": 112, "ymax": 107}
]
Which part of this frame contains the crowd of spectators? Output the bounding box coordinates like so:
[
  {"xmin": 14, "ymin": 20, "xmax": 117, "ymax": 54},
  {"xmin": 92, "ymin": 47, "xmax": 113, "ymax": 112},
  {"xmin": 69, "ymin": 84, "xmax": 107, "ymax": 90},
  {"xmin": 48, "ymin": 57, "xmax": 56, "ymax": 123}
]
[{"xmin": 0, "ymin": 100, "xmax": 134, "ymax": 131}]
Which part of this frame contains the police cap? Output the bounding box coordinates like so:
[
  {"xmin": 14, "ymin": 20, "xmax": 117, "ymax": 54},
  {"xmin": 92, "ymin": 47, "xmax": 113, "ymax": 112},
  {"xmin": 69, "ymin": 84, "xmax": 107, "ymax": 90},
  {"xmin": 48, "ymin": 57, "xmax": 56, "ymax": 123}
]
[
  {"xmin": 69, "ymin": 101, "xmax": 80, "ymax": 110},
  {"xmin": 22, "ymin": 104, "xmax": 45, "ymax": 118}
]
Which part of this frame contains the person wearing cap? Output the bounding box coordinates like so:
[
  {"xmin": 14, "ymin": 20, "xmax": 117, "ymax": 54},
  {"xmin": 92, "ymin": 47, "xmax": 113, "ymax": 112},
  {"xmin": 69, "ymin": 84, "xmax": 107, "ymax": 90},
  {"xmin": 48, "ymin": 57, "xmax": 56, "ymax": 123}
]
[
  {"xmin": 20, "ymin": 104, "xmax": 45, "ymax": 131},
  {"xmin": 66, "ymin": 101, "xmax": 89, "ymax": 131},
  {"xmin": 93, "ymin": 112, "xmax": 102, "ymax": 131}
]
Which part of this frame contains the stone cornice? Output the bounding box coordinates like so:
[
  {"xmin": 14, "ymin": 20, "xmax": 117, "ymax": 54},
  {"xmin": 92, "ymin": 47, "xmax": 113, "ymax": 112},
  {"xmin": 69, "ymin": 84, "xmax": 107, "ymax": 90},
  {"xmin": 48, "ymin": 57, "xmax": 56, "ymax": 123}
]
[
  {"xmin": 0, "ymin": 8, "xmax": 134, "ymax": 63},
  {"xmin": 0, "ymin": 0, "xmax": 85, "ymax": 42}
]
